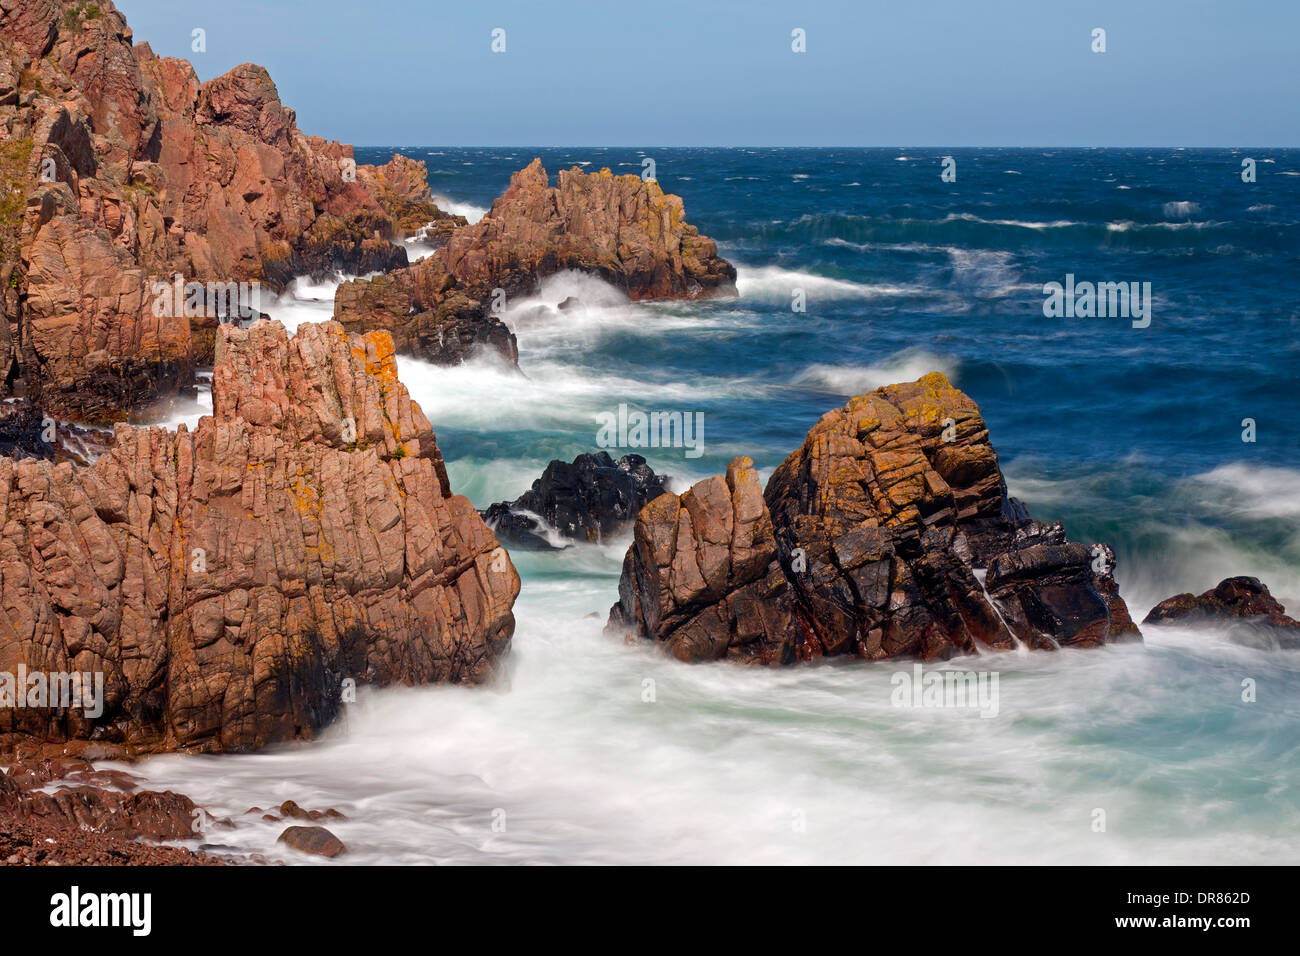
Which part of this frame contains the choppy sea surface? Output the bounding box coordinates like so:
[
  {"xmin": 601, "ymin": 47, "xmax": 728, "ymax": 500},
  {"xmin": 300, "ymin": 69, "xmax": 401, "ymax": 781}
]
[{"xmin": 134, "ymin": 148, "xmax": 1300, "ymax": 864}]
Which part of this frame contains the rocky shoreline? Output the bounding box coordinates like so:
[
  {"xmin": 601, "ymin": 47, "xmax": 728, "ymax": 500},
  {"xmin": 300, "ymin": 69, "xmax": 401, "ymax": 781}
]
[{"xmin": 1, "ymin": 0, "xmax": 1293, "ymax": 866}]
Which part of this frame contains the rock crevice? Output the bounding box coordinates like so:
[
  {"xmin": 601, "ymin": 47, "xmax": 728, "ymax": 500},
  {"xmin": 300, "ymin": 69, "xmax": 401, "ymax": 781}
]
[{"xmin": 0, "ymin": 319, "xmax": 519, "ymax": 756}]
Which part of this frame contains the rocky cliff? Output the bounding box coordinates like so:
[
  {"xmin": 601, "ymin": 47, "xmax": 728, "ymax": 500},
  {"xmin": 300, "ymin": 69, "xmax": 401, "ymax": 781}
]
[
  {"xmin": 0, "ymin": 0, "xmax": 459, "ymax": 420},
  {"xmin": 334, "ymin": 158, "xmax": 738, "ymax": 366},
  {"xmin": 0, "ymin": 319, "xmax": 519, "ymax": 756},
  {"xmin": 608, "ymin": 373, "xmax": 1140, "ymax": 663}
]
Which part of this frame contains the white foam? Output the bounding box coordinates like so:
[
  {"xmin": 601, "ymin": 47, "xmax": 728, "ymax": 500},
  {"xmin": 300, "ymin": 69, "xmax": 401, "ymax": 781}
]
[
  {"xmin": 736, "ymin": 265, "xmax": 919, "ymax": 302},
  {"xmin": 118, "ymin": 593, "xmax": 1299, "ymax": 865},
  {"xmin": 1192, "ymin": 463, "xmax": 1300, "ymax": 519},
  {"xmin": 433, "ymin": 195, "xmax": 488, "ymax": 224},
  {"xmin": 793, "ymin": 349, "xmax": 958, "ymax": 396}
]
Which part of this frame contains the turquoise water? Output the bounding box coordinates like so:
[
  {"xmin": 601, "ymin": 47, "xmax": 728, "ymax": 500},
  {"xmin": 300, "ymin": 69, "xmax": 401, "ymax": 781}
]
[{"xmin": 133, "ymin": 148, "xmax": 1300, "ymax": 864}]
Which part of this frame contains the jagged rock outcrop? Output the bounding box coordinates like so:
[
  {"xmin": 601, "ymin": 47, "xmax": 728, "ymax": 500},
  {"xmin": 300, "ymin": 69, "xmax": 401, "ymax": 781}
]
[
  {"xmin": 0, "ymin": 0, "xmax": 460, "ymax": 419},
  {"xmin": 608, "ymin": 373, "xmax": 1140, "ymax": 663},
  {"xmin": 334, "ymin": 158, "xmax": 737, "ymax": 366},
  {"xmin": 0, "ymin": 319, "xmax": 519, "ymax": 756},
  {"xmin": 482, "ymin": 452, "xmax": 669, "ymax": 550},
  {"xmin": 1145, "ymin": 577, "xmax": 1299, "ymax": 649}
]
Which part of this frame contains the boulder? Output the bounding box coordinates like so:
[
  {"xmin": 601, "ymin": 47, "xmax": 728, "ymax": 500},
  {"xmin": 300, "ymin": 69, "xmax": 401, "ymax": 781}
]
[
  {"xmin": 608, "ymin": 373, "xmax": 1141, "ymax": 663},
  {"xmin": 1144, "ymin": 577, "xmax": 1300, "ymax": 649},
  {"xmin": 482, "ymin": 452, "xmax": 669, "ymax": 549},
  {"xmin": 0, "ymin": 319, "xmax": 519, "ymax": 756},
  {"xmin": 277, "ymin": 825, "xmax": 345, "ymax": 858}
]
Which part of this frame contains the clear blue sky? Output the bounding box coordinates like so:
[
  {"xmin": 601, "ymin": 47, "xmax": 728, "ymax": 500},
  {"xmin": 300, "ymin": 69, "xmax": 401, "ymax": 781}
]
[{"xmin": 116, "ymin": 0, "xmax": 1299, "ymax": 146}]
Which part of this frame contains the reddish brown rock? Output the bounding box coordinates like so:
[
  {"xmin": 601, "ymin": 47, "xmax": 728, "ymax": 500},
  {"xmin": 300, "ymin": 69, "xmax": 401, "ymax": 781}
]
[
  {"xmin": 0, "ymin": 755, "xmax": 226, "ymax": 863},
  {"xmin": 0, "ymin": 816, "xmax": 219, "ymax": 865},
  {"xmin": 608, "ymin": 373, "xmax": 1141, "ymax": 663},
  {"xmin": 0, "ymin": 0, "xmax": 460, "ymax": 419},
  {"xmin": 0, "ymin": 759, "xmax": 200, "ymax": 840},
  {"xmin": 277, "ymin": 824, "xmax": 346, "ymax": 857},
  {"xmin": 334, "ymin": 158, "xmax": 736, "ymax": 366},
  {"xmin": 0, "ymin": 319, "xmax": 519, "ymax": 756},
  {"xmin": 1144, "ymin": 577, "xmax": 1300, "ymax": 648}
]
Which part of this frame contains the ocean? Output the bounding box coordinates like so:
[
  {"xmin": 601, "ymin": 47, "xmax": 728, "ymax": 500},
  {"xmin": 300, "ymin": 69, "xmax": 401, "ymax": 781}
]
[{"xmin": 135, "ymin": 147, "xmax": 1300, "ymax": 864}]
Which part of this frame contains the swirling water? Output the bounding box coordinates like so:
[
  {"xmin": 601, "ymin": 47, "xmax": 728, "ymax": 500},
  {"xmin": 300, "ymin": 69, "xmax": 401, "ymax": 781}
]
[{"xmin": 129, "ymin": 148, "xmax": 1300, "ymax": 864}]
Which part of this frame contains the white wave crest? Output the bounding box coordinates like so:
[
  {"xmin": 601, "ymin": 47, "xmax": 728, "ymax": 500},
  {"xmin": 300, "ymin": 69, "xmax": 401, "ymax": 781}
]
[
  {"xmin": 736, "ymin": 266, "xmax": 920, "ymax": 302},
  {"xmin": 793, "ymin": 349, "xmax": 959, "ymax": 396},
  {"xmin": 433, "ymin": 195, "xmax": 488, "ymax": 224}
]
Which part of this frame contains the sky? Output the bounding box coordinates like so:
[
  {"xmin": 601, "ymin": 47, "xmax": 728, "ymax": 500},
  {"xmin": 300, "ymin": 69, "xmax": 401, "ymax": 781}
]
[{"xmin": 115, "ymin": 0, "xmax": 1300, "ymax": 147}]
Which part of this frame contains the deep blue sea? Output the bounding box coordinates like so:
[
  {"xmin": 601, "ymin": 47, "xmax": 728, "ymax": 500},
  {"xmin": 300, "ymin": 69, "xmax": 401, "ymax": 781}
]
[{"xmin": 137, "ymin": 148, "xmax": 1300, "ymax": 864}]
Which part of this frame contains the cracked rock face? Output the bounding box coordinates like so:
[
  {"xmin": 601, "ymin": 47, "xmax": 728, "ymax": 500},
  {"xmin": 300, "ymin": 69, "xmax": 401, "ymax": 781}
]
[
  {"xmin": 334, "ymin": 158, "xmax": 737, "ymax": 367},
  {"xmin": 1, "ymin": 0, "xmax": 458, "ymax": 419},
  {"xmin": 608, "ymin": 373, "xmax": 1140, "ymax": 664},
  {"xmin": 0, "ymin": 320, "xmax": 519, "ymax": 756}
]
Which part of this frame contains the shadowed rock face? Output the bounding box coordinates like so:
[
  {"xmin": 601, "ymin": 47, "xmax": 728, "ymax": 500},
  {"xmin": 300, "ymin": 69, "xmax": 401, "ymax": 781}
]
[
  {"xmin": 0, "ymin": 319, "xmax": 519, "ymax": 756},
  {"xmin": 608, "ymin": 373, "xmax": 1140, "ymax": 664},
  {"xmin": 482, "ymin": 452, "xmax": 669, "ymax": 550},
  {"xmin": 334, "ymin": 158, "xmax": 737, "ymax": 367},
  {"xmin": 1145, "ymin": 577, "xmax": 1299, "ymax": 649},
  {"xmin": 0, "ymin": 0, "xmax": 459, "ymax": 420}
]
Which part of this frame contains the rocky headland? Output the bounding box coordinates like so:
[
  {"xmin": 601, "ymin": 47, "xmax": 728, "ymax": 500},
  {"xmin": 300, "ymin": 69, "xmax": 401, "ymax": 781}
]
[
  {"xmin": 333, "ymin": 158, "xmax": 738, "ymax": 367},
  {"xmin": 0, "ymin": 0, "xmax": 459, "ymax": 422}
]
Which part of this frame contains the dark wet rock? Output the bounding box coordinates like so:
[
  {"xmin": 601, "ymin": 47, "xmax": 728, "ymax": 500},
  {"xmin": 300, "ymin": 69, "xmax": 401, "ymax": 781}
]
[
  {"xmin": 608, "ymin": 373, "xmax": 1141, "ymax": 664},
  {"xmin": 1145, "ymin": 577, "xmax": 1300, "ymax": 649},
  {"xmin": 482, "ymin": 452, "xmax": 670, "ymax": 548}
]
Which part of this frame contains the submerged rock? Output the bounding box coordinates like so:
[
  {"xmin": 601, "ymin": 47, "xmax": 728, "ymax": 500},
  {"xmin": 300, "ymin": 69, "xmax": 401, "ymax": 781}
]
[
  {"xmin": 334, "ymin": 159, "xmax": 737, "ymax": 367},
  {"xmin": 0, "ymin": 319, "xmax": 519, "ymax": 756},
  {"xmin": 1145, "ymin": 577, "xmax": 1300, "ymax": 649},
  {"xmin": 607, "ymin": 373, "xmax": 1140, "ymax": 663},
  {"xmin": 482, "ymin": 452, "xmax": 669, "ymax": 549}
]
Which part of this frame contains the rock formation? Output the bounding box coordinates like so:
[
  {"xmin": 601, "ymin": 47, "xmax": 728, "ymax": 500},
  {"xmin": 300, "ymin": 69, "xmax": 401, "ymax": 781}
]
[
  {"xmin": 482, "ymin": 451, "xmax": 669, "ymax": 549},
  {"xmin": 0, "ymin": 319, "xmax": 519, "ymax": 756},
  {"xmin": 1145, "ymin": 577, "xmax": 1299, "ymax": 649},
  {"xmin": 608, "ymin": 373, "xmax": 1140, "ymax": 663},
  {"xmin": 334, "ymin": 159, "xmax": 737, "ymax": 366},
  {"xmin": 0, "ymin": 0, "xmax": 460, "ymax": 420}
]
